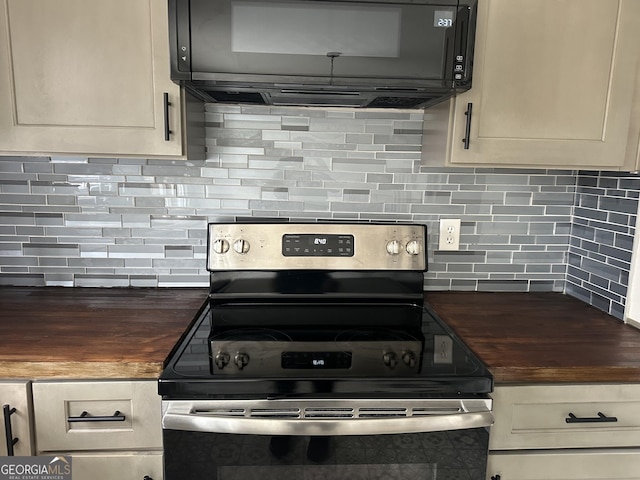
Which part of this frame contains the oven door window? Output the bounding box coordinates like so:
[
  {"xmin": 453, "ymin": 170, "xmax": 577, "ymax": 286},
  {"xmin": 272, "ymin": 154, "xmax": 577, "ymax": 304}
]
[{"xmin": 163, "ymin": 429, "xmax": 488, "ymax": 479}]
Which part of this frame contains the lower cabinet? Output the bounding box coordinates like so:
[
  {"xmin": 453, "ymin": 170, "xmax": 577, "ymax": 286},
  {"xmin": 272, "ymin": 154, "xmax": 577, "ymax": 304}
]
[
  {"xmin": 62, "ymin": 452, "xmax": 163, "ymax": 480},
  {"xmin": 487, "ymin": 384, "xmax": 640, "ymax": 479},
  {"xmin": 0, "ymin": 380, "xmax": 34, "ymax": 456},
  {"xmin": 488, "ymin": 450, "xmax": 640, "ymax": 480},
  {"xmin": 32, "ymin": 380, "xmax": 162, "ymax": 480}
]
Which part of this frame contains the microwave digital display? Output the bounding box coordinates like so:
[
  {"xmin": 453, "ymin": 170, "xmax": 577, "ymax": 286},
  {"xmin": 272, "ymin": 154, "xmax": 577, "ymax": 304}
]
[{"xmin": 434, "ymin": 10, "xmax": 455, "ymax": 27}]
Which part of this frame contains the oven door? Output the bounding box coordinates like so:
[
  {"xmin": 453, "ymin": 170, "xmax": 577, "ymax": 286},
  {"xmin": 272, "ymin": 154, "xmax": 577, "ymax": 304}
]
[{"xmin": 162, "ymin": 397, "xmax": 492, "ymax": 480}]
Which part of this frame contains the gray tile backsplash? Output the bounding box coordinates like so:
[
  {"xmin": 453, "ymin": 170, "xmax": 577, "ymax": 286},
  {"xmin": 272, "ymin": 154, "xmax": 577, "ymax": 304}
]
[
  {"xmin": 567, "ymin": 171, "xmax": 640, "ymax": 319},
  {"xmin": 1, "ymin": 105, "xmax": 638, "ymax": 319}
]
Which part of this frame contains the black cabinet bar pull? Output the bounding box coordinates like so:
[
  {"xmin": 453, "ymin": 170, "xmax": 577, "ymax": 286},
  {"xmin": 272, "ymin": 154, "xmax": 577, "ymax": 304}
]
[
  {"xmin": 3, "ymin": 404, "xmax": 19, "ymax": 456},
  {"xmin": 163, "ymin": 92, "xmax": 172, "ymax": 141},
  {"xmin": 565, "ymin": 412, "xmax": 618, "ymax": 424},
  {"xmin": 462, "ymin": 102, "xmax": 473, "ymax": 149},
  {"xmin": 67, "ymin": 410, "xmax": 126, "ymax": 423}
]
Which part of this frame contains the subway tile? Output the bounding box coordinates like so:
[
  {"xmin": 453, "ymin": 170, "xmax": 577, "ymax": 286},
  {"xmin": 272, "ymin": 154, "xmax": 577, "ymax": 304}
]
[
  {"xmin": 151, "ymin": 215, "xmax": 207, "ymax": 232},
  {"xmin": 223, "ymin": 114, "xmax": 282, "ymax": 130},
  {"xmin": 0, "ymin": 273, "xmax": 45, "ymax": 286},
  {"xmin": 23, "ymin": 243, "xmax": 79, "ymax": 257},
  {"xmin": 74, "ymin": 274, "xmax": 129, "ymax": 287},
  {"xmin": 107, "ymin": 245, "xmax": 164, "ymax": 258},
  {"xmin": 206, "ymin": 185, "xmax": 261, "ymax": 200},
  {"xmin": 217, "ymin": 155, "xmax": 249, "ymax": 168},
  {"xmin": 64, "ymin": 213, "xmax": 122, "ymax": 227},
  {"xmin": 68, "ymin": 258, "xmax": 125, "ymax": 268},
  {"xmin": 249, "ymin": 199, "xmax": 305, "ymax": 211},
  {"xmin": 332, "ymin": 158, "xmax": 387, "ymax": 173},
  {"xmin": 477, "ymin": 280, "xmax": 529, "ymax": 291},
  {"xmin": 229, "ymin": 168, "xmax": 284, "ymax": 181},
  {"xmin": 207, "ymin": 145, "xmax": 266, "ymax": 156},
  {"xmin": 165, "ymin": 197, "xmax": 222, "ymax": 209},
  {"xmin": 248, "ymin": 156, "xmax": 304, "ymax": 170},
  {"xmin": 0, "ymin": 180, "xmax": 30, "ymax": 194},
  {"xmin": 450, "ymin": 191, "xmax": 505, "ymax": 205}
]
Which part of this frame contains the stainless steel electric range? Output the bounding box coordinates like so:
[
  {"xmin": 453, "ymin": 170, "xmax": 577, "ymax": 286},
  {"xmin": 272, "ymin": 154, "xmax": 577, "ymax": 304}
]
[{"xmin": 159, "ymin": 222, "xmax": 493, "ymax": 480}]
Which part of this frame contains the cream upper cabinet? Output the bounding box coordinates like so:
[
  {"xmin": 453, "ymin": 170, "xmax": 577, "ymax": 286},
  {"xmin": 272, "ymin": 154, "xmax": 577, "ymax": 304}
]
[
  {"xmin": 625, "ymin": 54, "xmax": 640, "ymax": 170},
  {"xmin": 447, "ymin": 0, "xmax": 640, "ymax": 169},
  {"xmin": 0, "ymin": 0, "xmax": 185, "ymax": 157}
]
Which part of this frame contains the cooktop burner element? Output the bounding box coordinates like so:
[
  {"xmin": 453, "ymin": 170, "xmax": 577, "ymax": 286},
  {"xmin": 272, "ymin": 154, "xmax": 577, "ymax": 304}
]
[
  {"xmin": 210, "ymin": 328, "xmax": 293, "ymax": 342},
  {"xmin": 333, "ymin": 327, "xmax": 421, "ymax": 342}
]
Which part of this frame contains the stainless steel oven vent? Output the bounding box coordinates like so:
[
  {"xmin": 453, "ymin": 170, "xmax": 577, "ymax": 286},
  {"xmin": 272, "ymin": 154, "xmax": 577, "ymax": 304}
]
[
  {"xmin": 188, "ymin": 400, "xmax": 479, "ymax": 421},
  {"xmin": 165, "ymin": 398, "xmax": 492, "ymax": 436},
  {"xmin": 164, "ymin": 398, "xmax": 493, "ymax": 435}
]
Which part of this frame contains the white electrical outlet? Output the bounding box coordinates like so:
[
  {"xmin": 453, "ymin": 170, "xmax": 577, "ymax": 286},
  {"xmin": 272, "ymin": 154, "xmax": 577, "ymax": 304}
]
[
  {"xmin": 438, "ymin": 218, "xmax": 461, "ymax": 251},
  {"xmin": 434, "ymin": 335, "xmax": 453, "ymax": 364}
]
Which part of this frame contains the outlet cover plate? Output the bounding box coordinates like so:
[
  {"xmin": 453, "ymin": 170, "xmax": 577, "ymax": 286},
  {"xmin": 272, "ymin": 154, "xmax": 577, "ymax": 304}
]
[{"xmin": 439, "ymin": 218, "xmax": 461, "ymax": 251}]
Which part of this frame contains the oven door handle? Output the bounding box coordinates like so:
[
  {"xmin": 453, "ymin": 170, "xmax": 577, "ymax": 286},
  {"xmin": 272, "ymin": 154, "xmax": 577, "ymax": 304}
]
[{"xmin": 162, "ymin": 410, "xmax": 494, "ymax": 436}]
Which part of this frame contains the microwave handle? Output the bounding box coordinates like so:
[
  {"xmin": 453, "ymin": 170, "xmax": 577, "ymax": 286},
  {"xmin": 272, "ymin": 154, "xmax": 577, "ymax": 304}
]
[{"xmin": 162, "ymin": 410, "xmax": 494, "ymax": 436}]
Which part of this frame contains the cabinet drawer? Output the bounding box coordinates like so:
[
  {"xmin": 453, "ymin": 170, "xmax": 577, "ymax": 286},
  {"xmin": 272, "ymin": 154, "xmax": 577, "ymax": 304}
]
[
  {"xmin": 64, "ymin": 451, "xmax": 162, "ymax": 480},
  {"xmin": 487, "ymin": 450, "xmax": 640, "ymax": 480},
  {"xmin": 490, "ymin": 385, "xmax": 640, "ymax": 450},
  {"xmin": 33, "ymin": 380, "xmax": 161, "ymax": 452}
]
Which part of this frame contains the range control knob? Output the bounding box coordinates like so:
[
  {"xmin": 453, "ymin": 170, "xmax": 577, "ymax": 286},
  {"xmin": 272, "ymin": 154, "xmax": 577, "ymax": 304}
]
[
  {"xmin": 212, "ymin": 238, "xmax": 230, "ymax": 255},
  {"xmin": 214, "ymin": 352, "xmax": 230, "ymax": 370},
  {"xmin": 402, "ymin": 351, "xmax": 417, "ymax": 368},
  {"xmin": 233, "ymin": 239, "xmax": 250, "ymax": 254},
  {"xmin": 383, "ymin": 352, "xmax": 398, "ymax": 369},
  {"xmin": 405, "ymin": 240, "xmax": 422, "ymax": 256},
  {"xmin": 386, "ymin": 240, "xmax": 402, "ymax": 255},
  {"xmin": 234, "ymin": 352, "xmax": 250, "ymax": 370}
]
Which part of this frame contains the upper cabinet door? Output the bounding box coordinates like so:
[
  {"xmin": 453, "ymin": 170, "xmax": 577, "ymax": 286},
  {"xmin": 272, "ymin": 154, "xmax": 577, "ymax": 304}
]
[
  {"xmin": 0, "ymin": 0, "xmax": 184, "ymax": 157},
  {"xmin": 448, "ymin": 0, "xmax": 640, "ymax": 169}
]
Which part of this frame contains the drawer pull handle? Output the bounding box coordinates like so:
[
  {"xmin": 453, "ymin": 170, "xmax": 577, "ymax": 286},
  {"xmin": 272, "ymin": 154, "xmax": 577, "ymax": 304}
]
[
  {"xmin": 565, "ymin": 412, "xmax": 618, "ymax": 424},
  {"xmin": 3, "ymin": 404, "xmax": 19, "ymax": 456},
  {"xmin": 462, "ymin": 102, "xmax": 473, "ymax": 149},
  {"xmin": 68, "ymin": 410, "xmax": 126, "ymax": 423}
]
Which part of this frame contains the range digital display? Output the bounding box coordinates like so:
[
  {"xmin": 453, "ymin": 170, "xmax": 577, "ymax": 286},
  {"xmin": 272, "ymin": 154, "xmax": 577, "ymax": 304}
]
[
  {"xmin": 282, "ymin": 234, "xmax": 354, "ymax": 257},
  {"xmin": 282, "ymin": 351, "xmax": 352, "ymax": 369}
]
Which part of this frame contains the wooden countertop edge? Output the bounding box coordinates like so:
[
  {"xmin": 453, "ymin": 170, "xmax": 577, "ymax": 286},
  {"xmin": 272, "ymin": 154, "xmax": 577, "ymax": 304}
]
[
  {"xmin": 0, "ymin": 361, "xmax": 163, "ymax": 380},
  {"xmin": 491, "ymin": 366, "xmax": 640, "ymax": 384}
]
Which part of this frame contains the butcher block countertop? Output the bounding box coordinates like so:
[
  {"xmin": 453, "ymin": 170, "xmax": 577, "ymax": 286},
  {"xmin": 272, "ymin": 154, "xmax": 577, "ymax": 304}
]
[
  {"xmin": 425, "ymin": 291, "xmax": 640, "ymax": 384},
  {"xmin": 0, "ymin": 287, "xmax": 208, "ymax": 379},
  {"xmin": 2, "ymin": 287, "xmax": 640, "ymax": 384}
]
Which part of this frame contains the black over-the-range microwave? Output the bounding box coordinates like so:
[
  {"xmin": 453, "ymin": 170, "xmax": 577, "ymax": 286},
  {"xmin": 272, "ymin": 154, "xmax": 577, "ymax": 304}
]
[{"xmin": 168, "ymin": 0, "xmax": 477, "ymax": 109}]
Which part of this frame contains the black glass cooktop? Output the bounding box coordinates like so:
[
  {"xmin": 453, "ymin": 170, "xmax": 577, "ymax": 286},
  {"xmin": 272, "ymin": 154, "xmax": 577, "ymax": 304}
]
[{"xmin": 159, "ymin": 302, "xmax": 493, "ymax": 399}]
